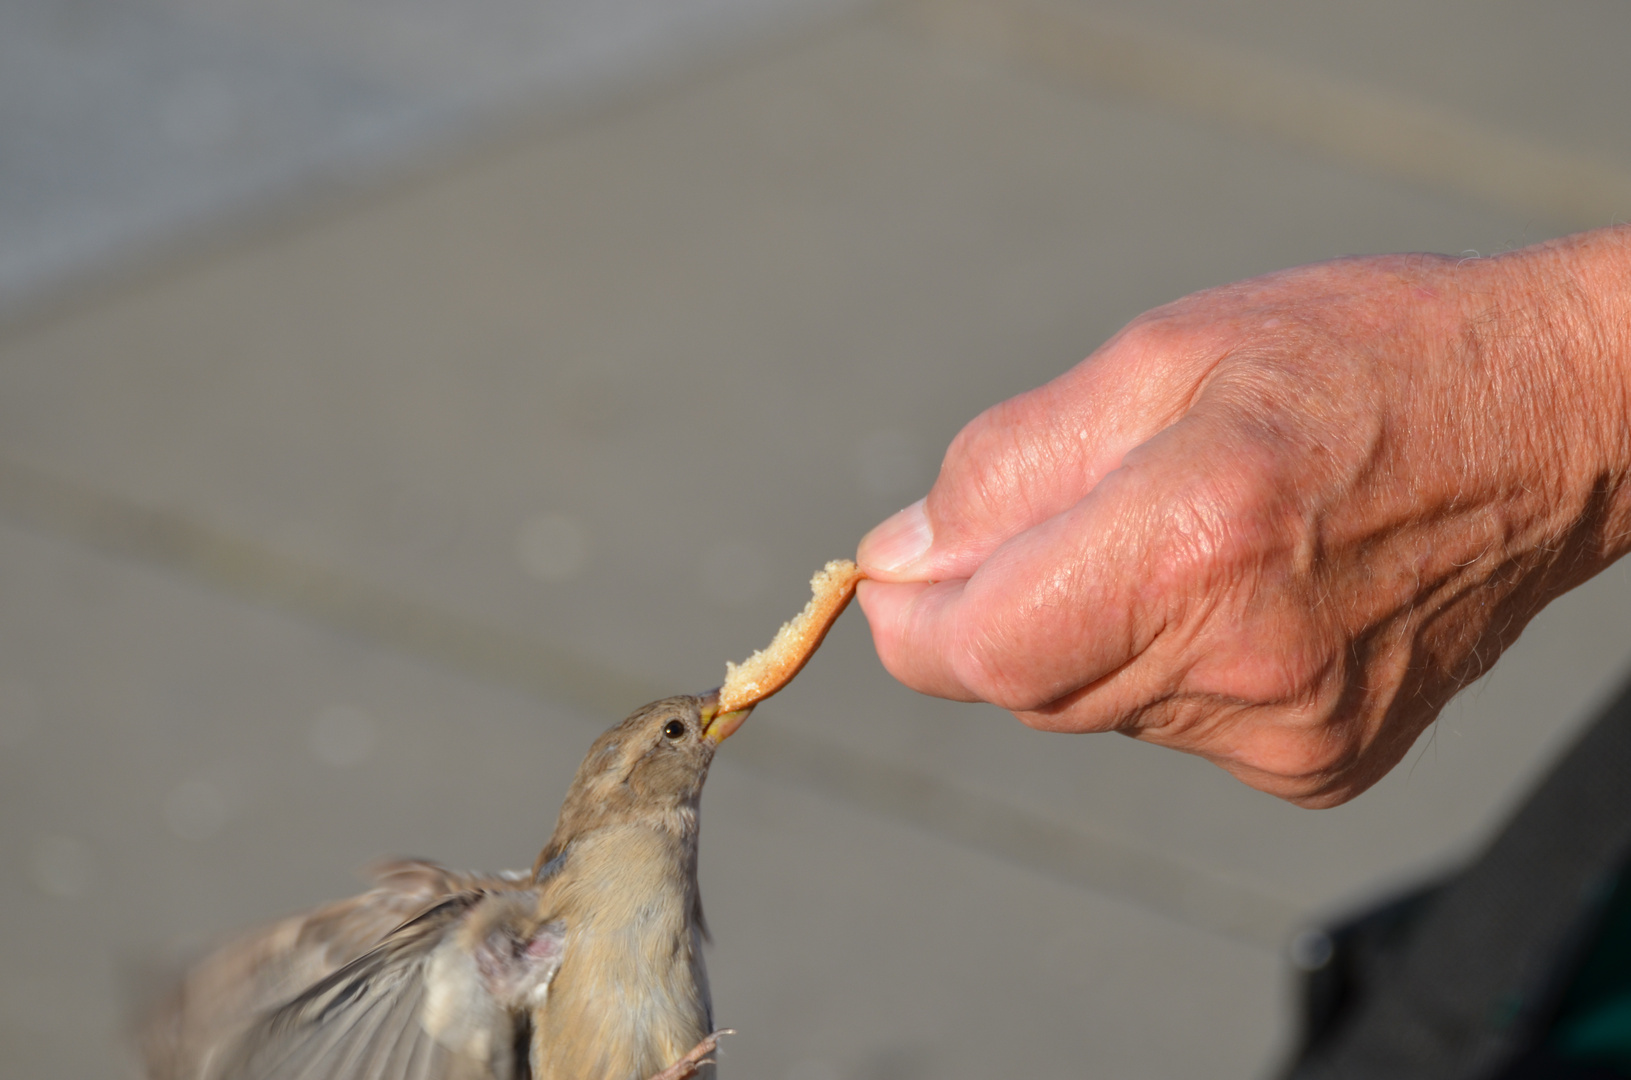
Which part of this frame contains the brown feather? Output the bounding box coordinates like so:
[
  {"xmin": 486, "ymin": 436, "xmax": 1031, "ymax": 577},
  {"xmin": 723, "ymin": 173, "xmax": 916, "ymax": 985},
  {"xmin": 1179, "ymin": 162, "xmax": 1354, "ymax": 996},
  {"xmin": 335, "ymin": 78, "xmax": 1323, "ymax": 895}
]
[{"xmin": 144, "ymin": 696, "xmax": 725, "ymax": 1080}]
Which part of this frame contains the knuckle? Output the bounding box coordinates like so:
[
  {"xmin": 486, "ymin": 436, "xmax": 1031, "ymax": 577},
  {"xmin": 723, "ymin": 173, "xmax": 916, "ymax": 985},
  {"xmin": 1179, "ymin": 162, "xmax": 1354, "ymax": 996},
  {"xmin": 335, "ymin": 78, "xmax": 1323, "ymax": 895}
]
[
  {"xmin": 941, "ymin": 400, "xmax": 1032, "ymax": 487},
  {"xmin": 1111, "ymin": 311, "xmax": 1189, "ymax": 359},
  {"xmin": 932, "ymin": 400, "xmax": 1062, "ymax": 538},
  {"xmin": 1136, "ymin": 458, "xmax": 1298, "ymax": 613},
  {"xmin": 1143, "ymin": 485, "xmax": 1259, "ymax": 594},
  {"xmin": 934, "ymin": 411, "xmax": 1012, "ymax": 513}
]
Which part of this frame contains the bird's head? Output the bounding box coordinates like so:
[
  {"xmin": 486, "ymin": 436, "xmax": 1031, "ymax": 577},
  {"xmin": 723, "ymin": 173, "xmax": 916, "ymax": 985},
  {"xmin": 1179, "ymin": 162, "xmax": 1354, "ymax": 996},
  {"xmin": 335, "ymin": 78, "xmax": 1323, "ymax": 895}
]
[{"xmin": 536, "ymin": 693, "xmax": 751, "ymax": 871}]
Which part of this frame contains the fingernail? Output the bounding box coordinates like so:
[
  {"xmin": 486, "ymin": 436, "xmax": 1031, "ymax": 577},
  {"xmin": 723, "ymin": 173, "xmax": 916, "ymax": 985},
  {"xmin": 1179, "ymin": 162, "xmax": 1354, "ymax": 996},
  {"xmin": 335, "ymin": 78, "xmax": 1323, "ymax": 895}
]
[{"xmin": 859, "ymin": 499, "xmax": 933, "ymax": 574}]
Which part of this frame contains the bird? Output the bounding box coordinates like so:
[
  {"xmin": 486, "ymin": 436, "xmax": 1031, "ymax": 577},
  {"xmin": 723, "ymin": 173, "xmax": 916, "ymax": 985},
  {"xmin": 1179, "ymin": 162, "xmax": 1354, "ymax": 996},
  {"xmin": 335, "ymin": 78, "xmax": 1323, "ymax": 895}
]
[{"xmin": 142, "ymin": 691, "xmax": 755, "ymax": 1080}]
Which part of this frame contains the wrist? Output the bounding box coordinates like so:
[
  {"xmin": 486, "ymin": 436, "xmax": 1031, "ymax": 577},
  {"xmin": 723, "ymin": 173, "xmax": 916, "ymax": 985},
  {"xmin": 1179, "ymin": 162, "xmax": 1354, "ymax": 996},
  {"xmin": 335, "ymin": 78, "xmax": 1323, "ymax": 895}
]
[{"xmin": 1485, "ymin": 226, "xmax": 1631, "ymax": 580}]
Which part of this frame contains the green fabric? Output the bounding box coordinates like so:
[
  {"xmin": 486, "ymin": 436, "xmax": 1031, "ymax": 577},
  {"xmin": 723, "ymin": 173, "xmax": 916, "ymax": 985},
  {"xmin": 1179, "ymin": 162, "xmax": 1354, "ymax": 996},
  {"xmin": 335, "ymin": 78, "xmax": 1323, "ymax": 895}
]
[{"xmin": 1550, "ymin": 871, "xmax": 1631, "ymax": 1073}]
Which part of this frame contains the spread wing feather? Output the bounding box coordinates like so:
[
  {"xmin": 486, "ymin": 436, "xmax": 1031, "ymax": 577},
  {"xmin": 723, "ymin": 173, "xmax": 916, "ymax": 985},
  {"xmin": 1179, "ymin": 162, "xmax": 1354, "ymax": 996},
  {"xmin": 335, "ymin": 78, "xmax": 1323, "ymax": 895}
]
[
  {"xmin": 225, "ymin": 891, "xmax": 564, "ymax": 1080},
  {"xmin": 228, "ymin": 913, "xmax": 461, "ymax": 1079},
  {"xmin": 142, "ymin": 861, "xmax": 557, "ymax": 1080}
]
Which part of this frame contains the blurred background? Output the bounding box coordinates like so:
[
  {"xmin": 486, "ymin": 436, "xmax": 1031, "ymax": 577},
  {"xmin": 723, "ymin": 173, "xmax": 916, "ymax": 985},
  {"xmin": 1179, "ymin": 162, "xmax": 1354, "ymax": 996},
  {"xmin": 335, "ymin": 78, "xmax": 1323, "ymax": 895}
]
[{"xmin": 3, "ymin": 0, "xmax": 1631, "ymax": 1076}]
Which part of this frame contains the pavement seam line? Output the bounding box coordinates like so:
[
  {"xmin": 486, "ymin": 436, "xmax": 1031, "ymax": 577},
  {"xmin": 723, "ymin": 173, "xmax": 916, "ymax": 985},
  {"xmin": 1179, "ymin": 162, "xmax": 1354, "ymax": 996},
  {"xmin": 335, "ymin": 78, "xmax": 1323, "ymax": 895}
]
[
  {"xmin": 0, "ymin": 455, "xmax": 1303, "ymax": 949},
  {"xmin": 895, "ymin": 0, "xmax": 1631, "ymax": 230}
]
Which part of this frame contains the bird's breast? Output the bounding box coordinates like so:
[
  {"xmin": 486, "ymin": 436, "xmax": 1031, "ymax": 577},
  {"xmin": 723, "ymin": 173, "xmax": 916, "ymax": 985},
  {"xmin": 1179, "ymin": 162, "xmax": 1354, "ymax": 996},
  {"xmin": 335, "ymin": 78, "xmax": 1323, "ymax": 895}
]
[{"xmin": 532, "ymin": 825, "xmax": 712, "ymax": 1080}]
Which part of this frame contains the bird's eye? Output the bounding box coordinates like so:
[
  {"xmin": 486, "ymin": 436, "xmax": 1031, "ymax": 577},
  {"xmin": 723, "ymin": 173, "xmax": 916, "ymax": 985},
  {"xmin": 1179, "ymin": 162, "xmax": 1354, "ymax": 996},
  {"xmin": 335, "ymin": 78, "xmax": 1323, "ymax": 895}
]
[{"xmin": 663, "ymin": 719, "xmax": 687, "ymax": 740}]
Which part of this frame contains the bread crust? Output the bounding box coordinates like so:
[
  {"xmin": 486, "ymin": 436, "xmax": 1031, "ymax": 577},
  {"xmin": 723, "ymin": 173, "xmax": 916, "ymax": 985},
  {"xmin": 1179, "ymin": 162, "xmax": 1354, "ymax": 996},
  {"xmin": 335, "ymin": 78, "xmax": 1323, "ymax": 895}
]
[{"xmin": 718, "ymin": 560, "xmax": 865, "ymax": 712}]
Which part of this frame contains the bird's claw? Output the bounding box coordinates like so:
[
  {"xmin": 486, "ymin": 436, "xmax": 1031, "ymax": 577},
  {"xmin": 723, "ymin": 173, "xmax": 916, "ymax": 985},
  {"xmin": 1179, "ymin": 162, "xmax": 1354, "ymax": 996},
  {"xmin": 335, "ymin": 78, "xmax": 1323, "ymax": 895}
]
[{"xmin": 645, "ymin": 1029, "xmax": 736, "ymax": 1080}]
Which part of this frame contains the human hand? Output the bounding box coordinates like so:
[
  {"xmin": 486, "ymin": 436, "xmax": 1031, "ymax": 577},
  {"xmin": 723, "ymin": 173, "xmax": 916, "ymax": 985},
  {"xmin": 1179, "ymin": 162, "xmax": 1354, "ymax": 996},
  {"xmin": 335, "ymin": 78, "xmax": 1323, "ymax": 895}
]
[{"xmin": 858, "ymin": 229, "xmax": 1631, "ymax": 806}]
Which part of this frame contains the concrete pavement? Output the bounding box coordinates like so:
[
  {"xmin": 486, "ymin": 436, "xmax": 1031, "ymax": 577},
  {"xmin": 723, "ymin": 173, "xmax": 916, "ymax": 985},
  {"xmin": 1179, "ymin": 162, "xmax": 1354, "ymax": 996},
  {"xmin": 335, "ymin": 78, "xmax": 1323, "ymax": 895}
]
[{"xmin": 3, "ymin": 3, "xmax": 1630, "ymax": 1078}]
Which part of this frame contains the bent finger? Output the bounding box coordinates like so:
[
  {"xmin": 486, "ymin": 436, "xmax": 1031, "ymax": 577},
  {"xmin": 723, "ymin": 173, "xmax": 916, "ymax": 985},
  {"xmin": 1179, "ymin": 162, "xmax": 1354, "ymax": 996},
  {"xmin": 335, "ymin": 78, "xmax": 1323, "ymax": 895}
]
[{"xmin": 855, "ymin": 578, "xmax": 984, "ymax": 702}]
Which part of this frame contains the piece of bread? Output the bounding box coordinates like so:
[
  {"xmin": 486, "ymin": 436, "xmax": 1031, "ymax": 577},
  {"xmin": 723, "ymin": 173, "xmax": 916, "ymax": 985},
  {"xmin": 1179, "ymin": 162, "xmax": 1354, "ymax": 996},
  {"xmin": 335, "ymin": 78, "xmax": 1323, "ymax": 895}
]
[{"xmin": 718, "ymin": 559, "xmax": 865, "ymax": 712}]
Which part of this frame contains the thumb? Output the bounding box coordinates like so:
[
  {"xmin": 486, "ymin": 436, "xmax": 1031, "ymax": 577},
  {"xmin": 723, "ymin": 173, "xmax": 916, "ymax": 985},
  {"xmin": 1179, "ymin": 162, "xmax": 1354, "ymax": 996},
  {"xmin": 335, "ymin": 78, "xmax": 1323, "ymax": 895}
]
[
  {"xmin": 857, "ymin": 453, "xmax": 1166, "ymax": 712},
  {"xmin": 857, "ymin": 408, "xmax": 1260, "ymax": 719}
]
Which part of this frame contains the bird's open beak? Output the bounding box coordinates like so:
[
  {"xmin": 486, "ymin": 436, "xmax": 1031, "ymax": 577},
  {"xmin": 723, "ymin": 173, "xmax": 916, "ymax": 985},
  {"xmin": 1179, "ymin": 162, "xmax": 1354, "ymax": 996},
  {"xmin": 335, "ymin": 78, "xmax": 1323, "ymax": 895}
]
[{"xmin": 698, "ymin": 692, "xmax": 753, "ymax": 744}]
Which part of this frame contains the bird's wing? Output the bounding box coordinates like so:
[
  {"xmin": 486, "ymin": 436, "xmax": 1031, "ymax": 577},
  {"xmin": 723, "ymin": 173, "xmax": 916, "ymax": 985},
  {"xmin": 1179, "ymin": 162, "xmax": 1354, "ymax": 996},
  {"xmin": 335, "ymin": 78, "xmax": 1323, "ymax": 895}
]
[
  {"xmin": 216, "ymin": 891, "xmax": 566, "ymax": 1080},
  {"xmin": 142, "ymin": 860, "xmax": 536, "ymax": 1080}
]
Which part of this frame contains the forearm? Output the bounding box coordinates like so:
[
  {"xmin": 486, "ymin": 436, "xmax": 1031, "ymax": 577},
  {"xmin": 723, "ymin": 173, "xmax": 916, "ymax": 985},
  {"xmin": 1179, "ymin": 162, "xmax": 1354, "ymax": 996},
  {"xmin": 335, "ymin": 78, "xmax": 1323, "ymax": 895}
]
[
  {"xmin": 1307, "ymin": 228, "xmax": 1631, "ymax": 712},
  {"xmin": 1486, "ymin": 225, "xmax": 1631, "ymax": 584}
]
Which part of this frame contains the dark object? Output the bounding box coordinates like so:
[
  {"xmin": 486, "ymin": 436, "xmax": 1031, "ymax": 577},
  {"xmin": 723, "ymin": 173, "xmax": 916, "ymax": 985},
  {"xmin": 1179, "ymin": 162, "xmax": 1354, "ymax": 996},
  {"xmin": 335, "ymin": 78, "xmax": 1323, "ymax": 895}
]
[{"xmin": 1281, "ymin": 673, "xmax": 1631, "ymax": 1080}]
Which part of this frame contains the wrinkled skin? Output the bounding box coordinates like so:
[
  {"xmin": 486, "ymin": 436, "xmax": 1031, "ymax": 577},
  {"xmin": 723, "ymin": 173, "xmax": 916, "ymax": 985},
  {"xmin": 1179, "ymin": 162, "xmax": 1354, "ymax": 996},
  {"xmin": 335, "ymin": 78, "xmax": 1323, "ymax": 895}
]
[{"xmin": 858, "ymin": 227, "xmax": 1631, "ymax": 807}]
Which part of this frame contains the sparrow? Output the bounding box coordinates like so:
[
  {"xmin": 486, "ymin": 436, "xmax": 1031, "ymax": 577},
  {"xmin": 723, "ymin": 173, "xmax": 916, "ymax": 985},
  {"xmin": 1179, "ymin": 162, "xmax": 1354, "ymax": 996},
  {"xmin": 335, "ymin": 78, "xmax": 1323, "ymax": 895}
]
[{"xmin": 143, "ymin": 692, "xmax": 753, "ymax": 1080}]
